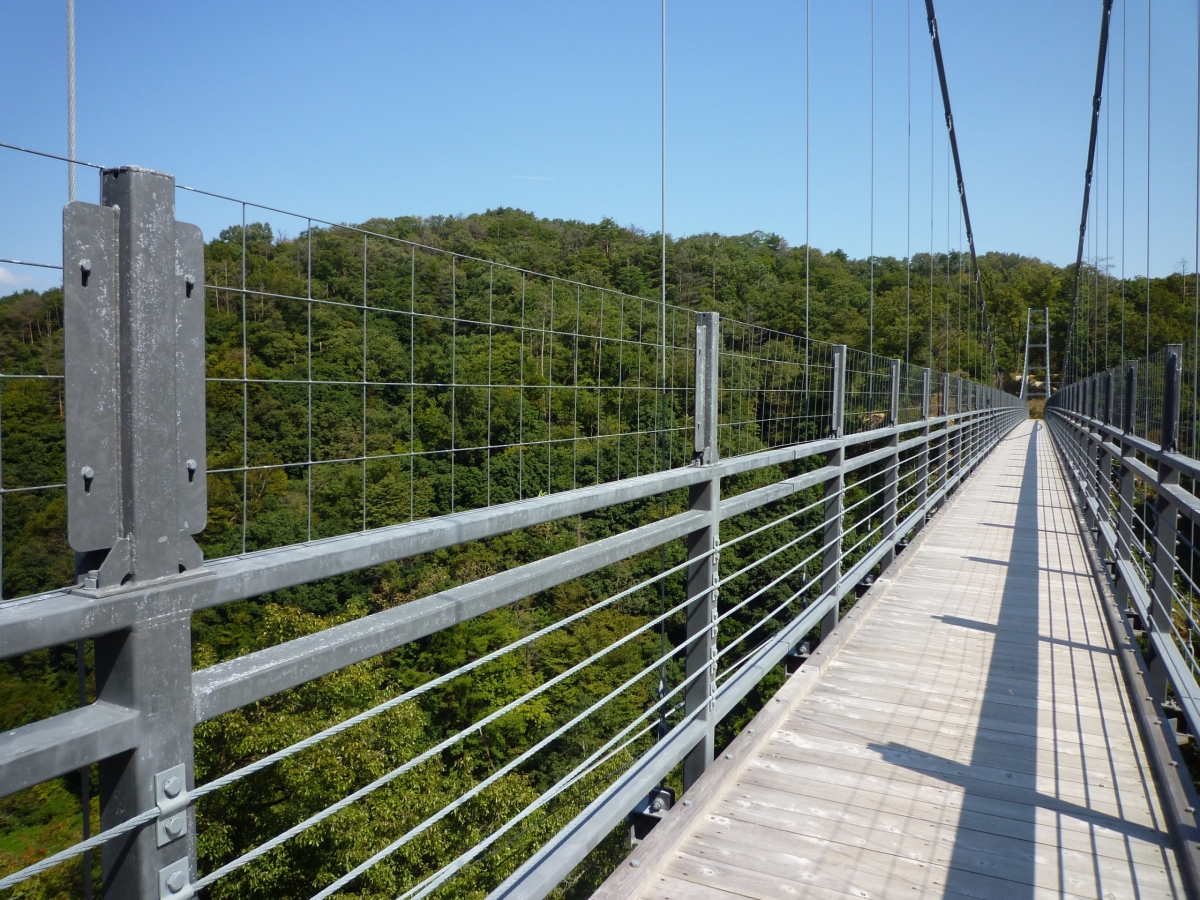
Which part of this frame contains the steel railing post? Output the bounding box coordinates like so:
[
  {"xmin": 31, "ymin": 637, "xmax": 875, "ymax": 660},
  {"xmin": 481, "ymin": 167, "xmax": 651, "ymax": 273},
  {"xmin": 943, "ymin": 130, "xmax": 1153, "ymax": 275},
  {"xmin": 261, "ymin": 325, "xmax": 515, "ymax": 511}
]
[
  {"xmin": 1098, "ymin": 371, "xmax": 1116, "ymax": 539},
  {"xmin": 63, "ymin": 166, "xmax": 209, "ymax": 899},
  {"xmin": 963, "ymin": 382, "xmax": 971, "ymax": 472},
  {"xmin": 971, "ymin": 383, "xmax": 979, "ymax": 466},
  {"xmin": 915, "ymin": 368, "xmax": 931, "ymax": 530},
  {"xmin": 683, "ymin": 312, "xmax": 720, "ymax": 789},
  {"xmin": 1092, "ymin": 376, "xmax": 1107, "ymax": 525},
  {"xmin": 1114, "ymin": 362, "xmax": 1139, "ymax": 618},
  {"xmin": 939, "ymin": 373, "xmax": 951, "ymax": 505},
  {"xmin": 955, "ymin": 378, "xmax": 964, "ymax": 486},
  {"xmin": 821, "ymin": 346, "xmax": 847, "ymax": 638},
  {"xmin": 1086, "ymin": 378, "xmax": 1098, "ymax": 497},
  {"xmin": 1149, "ymin": 345, "xmax": 1184, "ymax": 698},
  {"xmin": 880, "ymin": 360, "xmax": 901, "ymax": 568}
]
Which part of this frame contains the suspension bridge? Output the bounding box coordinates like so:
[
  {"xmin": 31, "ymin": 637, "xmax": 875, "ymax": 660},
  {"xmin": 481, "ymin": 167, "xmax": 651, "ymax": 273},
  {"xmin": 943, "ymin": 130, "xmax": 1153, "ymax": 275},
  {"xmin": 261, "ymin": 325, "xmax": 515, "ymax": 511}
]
[{"xmin": 3, "ymin": 2, "xmax": 1200, "ymax": 900}]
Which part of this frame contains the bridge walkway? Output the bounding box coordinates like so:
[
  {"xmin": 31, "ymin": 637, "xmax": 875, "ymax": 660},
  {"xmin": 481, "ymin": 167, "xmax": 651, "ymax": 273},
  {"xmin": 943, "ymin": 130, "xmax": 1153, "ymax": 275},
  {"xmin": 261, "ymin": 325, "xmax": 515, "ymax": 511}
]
[{"xmin": 596, "ymin": 419, "xmax": 1184, "ymax": 900}]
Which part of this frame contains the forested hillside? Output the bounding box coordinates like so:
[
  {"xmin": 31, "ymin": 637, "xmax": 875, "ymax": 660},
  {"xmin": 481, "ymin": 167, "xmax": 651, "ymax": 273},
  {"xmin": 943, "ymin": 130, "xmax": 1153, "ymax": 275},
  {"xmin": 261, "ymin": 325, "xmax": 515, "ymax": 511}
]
[{"xmin": 0, "ymin": 207, "xmax": 1190, "ymax": 899}]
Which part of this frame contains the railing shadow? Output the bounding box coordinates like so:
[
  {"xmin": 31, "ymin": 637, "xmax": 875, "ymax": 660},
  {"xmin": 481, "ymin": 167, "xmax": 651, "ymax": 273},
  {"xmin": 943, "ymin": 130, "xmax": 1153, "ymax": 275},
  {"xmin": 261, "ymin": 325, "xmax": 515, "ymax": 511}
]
[
  {"xmin": 945, "ymin": 418, "xmax": 1041, "ymax": 897},
  {"xmin": 872, "ymin": 420, "xmax": 1042, "ymax": 897}
]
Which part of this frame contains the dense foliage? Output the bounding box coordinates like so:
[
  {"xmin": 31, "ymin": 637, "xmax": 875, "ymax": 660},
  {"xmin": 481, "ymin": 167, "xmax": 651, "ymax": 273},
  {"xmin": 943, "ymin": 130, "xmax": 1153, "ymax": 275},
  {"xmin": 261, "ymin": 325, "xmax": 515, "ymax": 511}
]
[{"xmin": 1, "ymin": 207, "xmax": 1191, "ymax": 899}]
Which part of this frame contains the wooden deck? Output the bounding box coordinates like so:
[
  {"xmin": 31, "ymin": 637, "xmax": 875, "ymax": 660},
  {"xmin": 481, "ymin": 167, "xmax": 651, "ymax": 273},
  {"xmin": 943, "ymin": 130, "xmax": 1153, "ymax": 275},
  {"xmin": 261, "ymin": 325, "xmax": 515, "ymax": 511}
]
[{"xmin": 595, "ymin": 419, "xmax": 1184, "ymax": 900}]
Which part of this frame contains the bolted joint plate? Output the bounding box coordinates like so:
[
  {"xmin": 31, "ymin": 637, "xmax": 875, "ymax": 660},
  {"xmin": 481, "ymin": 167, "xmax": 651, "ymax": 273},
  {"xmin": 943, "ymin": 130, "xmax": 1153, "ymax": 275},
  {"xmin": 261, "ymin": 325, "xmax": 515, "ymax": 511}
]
[
  {"xmin": 64, "ymin": 201, "xmax": 123, "ymax": 552},
  {"xmin": 64, "ymin": 176, "xmax": 207, "ymax": 585},
  {"xmin": 154, "ymin": 764, "xmax": 189, "ymax": 847},
  {"xmin": 158, "ymin": 857, "xmax": 193, "ymax": 900},
  {"xmin": 175, "ymin": 223, "xmax": 207, "ymax": 543}
]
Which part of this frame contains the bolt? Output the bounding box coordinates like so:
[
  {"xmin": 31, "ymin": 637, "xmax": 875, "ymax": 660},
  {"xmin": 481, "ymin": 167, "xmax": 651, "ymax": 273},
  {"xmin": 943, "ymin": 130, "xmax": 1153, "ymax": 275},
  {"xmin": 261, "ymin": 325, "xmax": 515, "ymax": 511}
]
[
  {"xmin": 747, "ymin": 728, "xmax": 756, "ymax": 735},
  {"xmin": 682, "ymin": 800, "xmax": 693, "ymax": 807},
  {"xmin": 84, "ymin": 569, "xmax": 99, "ymax": 590},
  {"xmin": 81, "ymin": 466, "xmax": 94, "ymax": 481},
  {"xmin": 163, "ymin": 776, "xmax": 183, "ymax": 798},
  {"xmin": 80, "ymin": 259, "xmax": 92, "ymax": 274},
  {"xmin": 725, "ymin": 753, "xmax": 733, "ymax": 760},
  {"xmin": 651, "ymin": 798, "xmax": 664, "ymax": 812},
  {"xmin": 165, "ymin": 815, "xmax": 185, "ymax": 837},
  {"xmin": 1187, "ymin": 806, "xmax": 1196, "ymax": 814},
  {"xmin": 185, "ymin": 274, "xmax": 195, "ymax": 287},
  {"xmin": 166, "ymin": 871, "xmax": 187, "ymax": 893},
  {"xmin": 629, "ymin": 859, "xmax": 640, "ymax": 868}
]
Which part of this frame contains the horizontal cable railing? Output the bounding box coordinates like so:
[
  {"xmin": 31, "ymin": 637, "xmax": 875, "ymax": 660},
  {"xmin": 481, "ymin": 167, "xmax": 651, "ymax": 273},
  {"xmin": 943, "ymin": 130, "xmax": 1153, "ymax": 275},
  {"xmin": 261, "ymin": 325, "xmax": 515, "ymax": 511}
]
[
  {"xmin": 0, "ymin": 160, "xmax": 1025, "ymax": 900},
  {"xmin": 1047, "ymin": 348, "xmax": 1200, "ymax": 763}
]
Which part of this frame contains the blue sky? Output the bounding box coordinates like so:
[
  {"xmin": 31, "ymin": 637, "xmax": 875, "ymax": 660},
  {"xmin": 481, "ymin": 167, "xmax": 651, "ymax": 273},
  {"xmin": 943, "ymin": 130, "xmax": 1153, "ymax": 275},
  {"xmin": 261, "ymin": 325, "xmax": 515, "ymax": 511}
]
[{"xmin": 2, "ymin": 0, "xmax": 1198, "ymax": 293}]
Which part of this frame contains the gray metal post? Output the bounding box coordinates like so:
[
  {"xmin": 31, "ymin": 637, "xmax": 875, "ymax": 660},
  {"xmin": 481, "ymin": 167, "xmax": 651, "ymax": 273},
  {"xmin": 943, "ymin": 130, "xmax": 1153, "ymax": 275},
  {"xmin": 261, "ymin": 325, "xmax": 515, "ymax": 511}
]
[
  {"xmin": 953, "ymin": 378, "xmax": 964, "ymax": 486},
  {"xmin": 1043, "ymin": 307, "xmax": 1052, "ymax": 397},
  {"xmin": 939, "ymin": 373, "xmax": 951, "ymax": 503},
  {"xmin": 683, "ymin": 312, "xmax": 720, "ymax": 790},
  {"xmin": 821, "ymin": 346, "xmax": 847, "ymax": 639},
  {"xmin": 1020, "ymin": 308, "xmax": 1031, "ymax": 400},
  {"xmin": 1149, "ymin": 345, "xmax": 1184, "ymax": 698},
  {"xmin": 968, "ymin": 382, "xmax": 977, "ymax": 471},
  {"xmin": 64, "ymin": 167, "xmax": 208, "ymax": 899},
  {"xmin": 1093, "ymin": 376, "xmax": 1107, "ymax": 518},
  {"xmin": 1082, "ymin": 377, "xmax": 1097, "ymax": 530},
  {"xmin": 1112, "ymin": 363, "xmax": 1139, "ymax": 619},
  {"xmin": 1096, "ymin": 370, "xmax": 1117, "ymax": 540},
  {"xmin": 880, "ymin": 360, "xmax": 901, "ymax": 569},
  {"xmin": 915, "ymin": 368, "xmax": 931, "ymax": 531}
]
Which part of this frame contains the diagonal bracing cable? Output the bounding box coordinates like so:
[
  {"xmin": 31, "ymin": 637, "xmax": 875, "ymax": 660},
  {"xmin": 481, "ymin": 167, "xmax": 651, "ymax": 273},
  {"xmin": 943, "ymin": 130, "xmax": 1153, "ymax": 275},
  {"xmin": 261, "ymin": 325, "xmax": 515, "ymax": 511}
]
[
  {"xmin": 1063, "ymin": 0, "xmax": 1116, "ymax": 385},
  {"xmin": 924, "ymin": 0, "xmax": 1001, "ymax": 390}
]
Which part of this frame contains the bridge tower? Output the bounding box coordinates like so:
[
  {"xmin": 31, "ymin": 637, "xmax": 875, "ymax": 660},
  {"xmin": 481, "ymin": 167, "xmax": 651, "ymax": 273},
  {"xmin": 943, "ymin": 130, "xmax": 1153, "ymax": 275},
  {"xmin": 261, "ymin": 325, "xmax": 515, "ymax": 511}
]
[{"xmin": 1020, "ymin": 307, "xmax": 1051, "ymax": 401}]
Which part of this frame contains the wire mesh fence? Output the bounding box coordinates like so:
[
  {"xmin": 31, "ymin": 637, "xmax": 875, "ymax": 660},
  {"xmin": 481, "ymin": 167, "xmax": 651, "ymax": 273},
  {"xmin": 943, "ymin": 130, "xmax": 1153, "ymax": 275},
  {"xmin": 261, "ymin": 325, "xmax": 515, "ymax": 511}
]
[
  {"xmin": 716, "ymin": 320, "xmax": 831, "ymax": 456},
  {"xmin": 0, "ymin": 148, "xmax": 1004, "ymax": 601},
  {"xmin": 0, "ymin": 145, "xmax": 1025, "ymax": 900},
  {"xmin": 897, "ymin": 361, "xmax": 926, "ymax": 426},
  {"xmin": 195, "ymin": 205, "xmax": 700, "ymax": 560},
  {"xmin": 842, "ymin": 348, "xmax": 892, "ymax": 436}
]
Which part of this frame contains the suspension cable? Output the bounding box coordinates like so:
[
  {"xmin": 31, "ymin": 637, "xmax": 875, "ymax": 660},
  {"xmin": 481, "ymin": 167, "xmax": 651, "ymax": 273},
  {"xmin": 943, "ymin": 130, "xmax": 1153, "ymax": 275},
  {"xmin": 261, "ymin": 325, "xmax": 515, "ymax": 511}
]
[
  {"xmin": 1063, "ymin": 0, "xmax": 1115, "ymax": 385},
  {"xmin": 924, "ymin": 0, "xmax": 1001, "ymax": 389}
]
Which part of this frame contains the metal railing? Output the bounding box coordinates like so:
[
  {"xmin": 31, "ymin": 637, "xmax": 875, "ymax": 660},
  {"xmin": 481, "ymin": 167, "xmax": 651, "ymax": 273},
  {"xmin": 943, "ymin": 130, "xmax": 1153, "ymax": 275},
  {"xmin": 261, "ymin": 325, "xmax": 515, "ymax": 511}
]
[
  {"xmin": 0, "ymin": 164, "xmax": 1025, "ymax": 900},
  {"xmin": 1047, "ymin": 350, "xmax": 1200, "ymax": 733}
]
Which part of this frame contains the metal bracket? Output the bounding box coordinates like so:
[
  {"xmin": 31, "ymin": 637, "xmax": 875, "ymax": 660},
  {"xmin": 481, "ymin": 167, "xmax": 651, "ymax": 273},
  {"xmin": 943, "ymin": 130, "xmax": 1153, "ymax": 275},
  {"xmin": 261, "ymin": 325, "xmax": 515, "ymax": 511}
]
[
  {"xmin": 64, "ymin": 201, "xmax": 123, "ymax": 553},
  {"xmin": 154, "ymin": 764, "xmax": 189, "ymax": 847},
  {"xmin": 158, "ymin": 857, "xmax": 193, "ymax": 900},
  {"xmin": 628, "ymin": 784, "xmax": 675, "ymax": 846},
  {"xmin": 64, "ymin": 169, "xmax": 207, "ymax": 589}
]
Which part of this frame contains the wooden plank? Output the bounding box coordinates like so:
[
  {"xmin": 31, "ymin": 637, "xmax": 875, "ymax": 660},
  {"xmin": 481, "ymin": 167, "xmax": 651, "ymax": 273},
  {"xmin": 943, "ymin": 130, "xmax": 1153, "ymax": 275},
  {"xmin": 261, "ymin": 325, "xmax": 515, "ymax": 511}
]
[
  {"xmin": 760, "ymin": 729, "xmax": 1157, "ymax": 809},
  {"xmin": 811, "ymin": 672, "xmax": 1128, "ymax": 720},
  {"xmin": 777, "ymin": 715, "xmax": 1151, "ymax": 776},
  {"xmin": 662, "ymin": 848, "xmax": 985, "ymax": 900},
  {"xmin": 744, "ymin": 748, "xmax": 1166, "ymax": 835},
  {"xmin": 680, "ymin": 827, "xmax": 1116, "ymax": 900},
  {"xmin": 802, "ymin": 678, "xmax": 1126, "ymax": 728},
  {"xmin": 707, "ymin": 798, "xmax": 1177, "ymax": 896},
  {"xmin": 755, "ymin": 740, "xmax": 1160, "ymax": 821},
  {"xmin": 732, "ymin": 770, "xmax": 1176, "ymax": 863}
]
